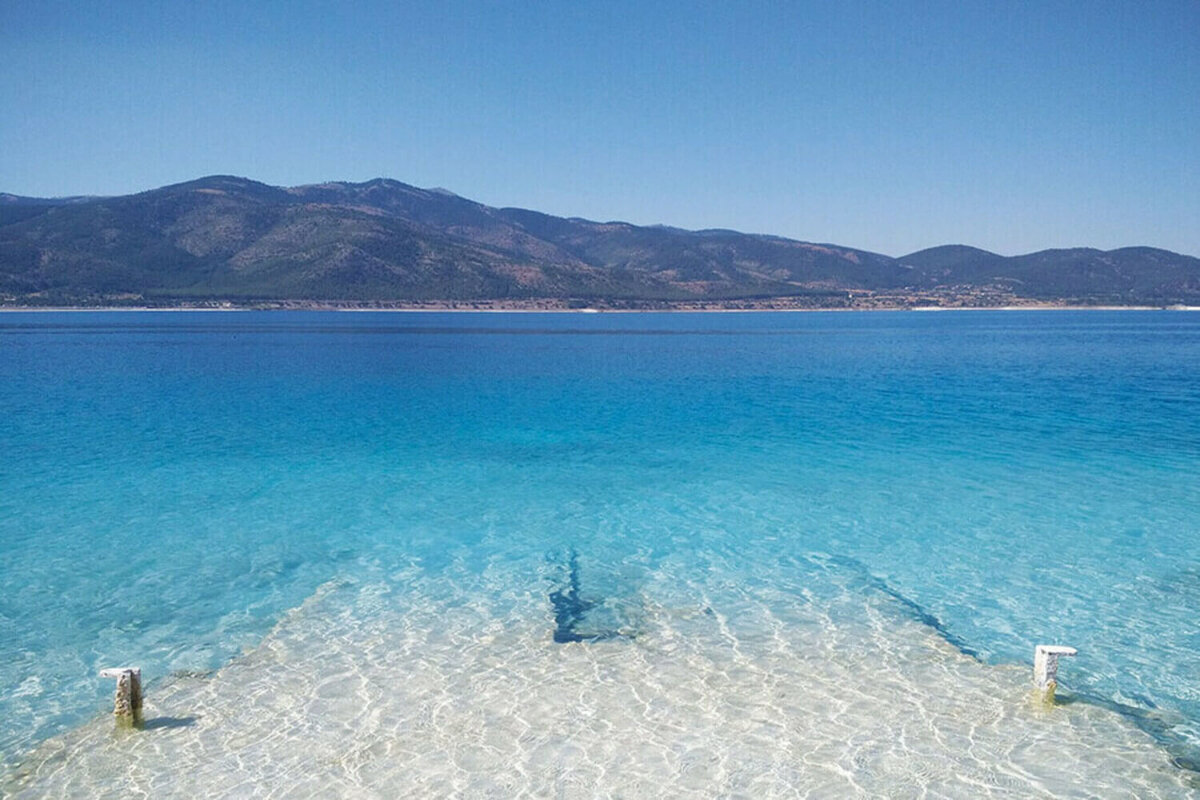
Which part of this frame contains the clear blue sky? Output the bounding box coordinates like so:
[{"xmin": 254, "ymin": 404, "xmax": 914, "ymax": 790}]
[{"xmin": 2, "ymin": 1, "xmax": 1197, "ymax": 256}]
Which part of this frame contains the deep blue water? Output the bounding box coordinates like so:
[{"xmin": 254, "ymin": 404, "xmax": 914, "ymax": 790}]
[{"xmin": 2, "ymin": 309, "xmax": 1199, "ymax": 768}]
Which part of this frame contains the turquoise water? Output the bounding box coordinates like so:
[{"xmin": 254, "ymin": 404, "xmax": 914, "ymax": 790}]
[{"xmin": 2, "ymin": 310, "xmax": 1199, "ymax": 795}]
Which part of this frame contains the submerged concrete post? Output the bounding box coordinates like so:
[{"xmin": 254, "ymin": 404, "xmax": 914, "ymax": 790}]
[
  {"xmin": 1033, "ymin": 645, "xmax": 1076, "ymax": 703},
  {"xmin": 99, "ymin": 667, "xmax": 142, "ymax": 724}
]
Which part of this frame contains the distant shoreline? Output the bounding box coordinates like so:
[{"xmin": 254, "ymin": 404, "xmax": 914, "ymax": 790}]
[{"xmin": 1, "ymin": 303, "xmax": 1197, "ymax": 313}]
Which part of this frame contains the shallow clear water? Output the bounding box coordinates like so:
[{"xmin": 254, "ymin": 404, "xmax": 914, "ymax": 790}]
[{"xmin": 1, "ymin": 310, "xmax": 1199, "ymax": 796}]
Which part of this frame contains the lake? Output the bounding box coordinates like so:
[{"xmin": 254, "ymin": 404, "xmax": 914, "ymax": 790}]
[{"xmin": 2, "ymin": 310, "xmax": 1198, "ymax": 796}]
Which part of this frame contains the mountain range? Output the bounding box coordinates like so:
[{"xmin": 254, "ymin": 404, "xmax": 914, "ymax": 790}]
[{"xmin": 2, "ymin": 176, "xmax": 1198, "ymax": 308}]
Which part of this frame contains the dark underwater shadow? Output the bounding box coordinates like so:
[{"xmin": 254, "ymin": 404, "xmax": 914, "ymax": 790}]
[
  {"xmin": 549, "ymin": 549, "xmax": 636, "ymax": 643},
  {"xmin": 140, "ymin": 715, "xmax": 199, "ymax": 731}
]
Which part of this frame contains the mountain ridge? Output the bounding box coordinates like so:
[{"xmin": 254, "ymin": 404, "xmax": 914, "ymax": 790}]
[{"xmin": 2, "ymin": 175, "xmax": 1198, "ymax": 308}]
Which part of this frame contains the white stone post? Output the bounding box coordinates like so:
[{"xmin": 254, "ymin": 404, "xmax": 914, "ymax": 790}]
[
  {"xmin": 1033, "ymin": 645, "xmax": 1076, "ymax": 703},
  {"xmin": 99, "ymin": 667, "xmax": 143, "ymax": 724}
]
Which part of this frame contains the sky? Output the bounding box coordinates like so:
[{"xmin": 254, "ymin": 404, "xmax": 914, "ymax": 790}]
[{"xmin": 2, "ymin": 1, "xmax": 1197, "ymax": 257}]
